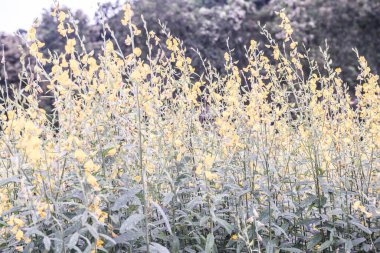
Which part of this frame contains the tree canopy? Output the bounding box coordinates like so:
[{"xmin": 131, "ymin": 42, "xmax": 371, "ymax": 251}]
[{"xmin": 1, "ymin": 0, "xmax": 379, "ymax": 92}]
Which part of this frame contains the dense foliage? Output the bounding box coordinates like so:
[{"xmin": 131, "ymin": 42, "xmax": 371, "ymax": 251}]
[
  {"xmin": 0, "ymin": 3, "xmax": 379, "ymax": 253},
  {"xmin": 1, "ymin": 0, "xmax": 380, "ymax": 89}
]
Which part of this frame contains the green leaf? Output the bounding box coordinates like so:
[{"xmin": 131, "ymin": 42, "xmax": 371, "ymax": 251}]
[
  {"xmin": 43, "ymin": 236, "xmax": 51, "ymax": 251},
  {"xmin": 280, "ymin": 248, "xmax": 303, "ymax": 253},
  {"xmin": 307, "ymin": 233, "xmax": 323, "ymax": 250},
  {"xmin": 0, "ymin": 177, "xmax": 19, "ymax": 186},
  {"xmin": 205, "ymin": 233, "xmax": 215, "ymax": 253},
  {"xmin": 350, "ymin": 221, "xmax": 372, "ymax": 234},
  {"xmin": 352, "ymin": 238, "xmax": 366, "ymax": 246},
  {"xmin": 112, "ymin": 188, "xmax": 142, "ymax": 211},
  {"xmin": 85, "ymin": 223, "xmax": 99, "ymax": 239},
  {"xmin": 99, "ymin": 233, "xmax": 116, "ymax": 246},
  {"xmin": 68, "ymin": 232, "xmax": 79, "ymax": 249},
  {"xmin": 101, "ymin": 147, "xmax": 115, "ymax": 157},
  {"xmin": 120, "ymin": 213, "xmax": 145, "ymax": 233},
  {"xmin": 266, "ymin": 241, "xmax": 275, "ymax": 253},
  {"xmin": 151, "ymin": 242, "xmax": 171, "ymax": 253},
  {"xmin": 214, "ymin": 217, "xmax": 234, "ymax": 234},
  {"xmin": 170, "ymin": 235, "xmax": 180, "ymax": 253},
  {"xmin": 345, "ymin": 239, "xmax": 353, "ymax": 252},
  {"xmin": 151, "ymin": 201, "xmax": 173, "ymax": 235},
  {"xmin": 114, "ymin": 231, "xmax": 144, "ymax": 243},
  {"xmin": 318, "ymin": 240, "xmax": 333, "ymax": 252}
]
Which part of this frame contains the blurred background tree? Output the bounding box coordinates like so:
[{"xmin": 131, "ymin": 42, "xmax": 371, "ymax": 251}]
[
  {"xmin": 273, "ymin": 0, "xmax": 380, "ymax": 90},
  {"xmin": 1, "ymin": 0, "xmax": 379, "ymax": 97},
  {"xmin": 0, "ymin": 33, "xmax": 24, "ymax": 86}
]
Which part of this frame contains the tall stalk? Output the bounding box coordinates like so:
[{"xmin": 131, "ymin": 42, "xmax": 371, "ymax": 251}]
[{"xmin": 129, "ymin": 21, "xmax": 150, "ymax": 252}]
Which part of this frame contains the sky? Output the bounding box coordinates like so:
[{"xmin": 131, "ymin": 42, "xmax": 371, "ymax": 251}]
[{"xmin": 0, "ymin": 0, "xmax": 118, "ymax": 34}]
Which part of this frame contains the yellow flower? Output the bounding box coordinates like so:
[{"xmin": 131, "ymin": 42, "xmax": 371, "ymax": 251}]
[
  {"xmin": 176, "ymin": 152, "xmax": 182, "ymax": 162},
  {"xmin": 231, "ymin": 234, "xmax": 238, "ymax": 241},
  {"xmin": 134, "ymin": 175, "xmax": 142, "ymax": 182},
  {"xmin": 29, "ymin": 42, "xmax": 39, "ymax": 56},
  {"xmin": 57, "ymin": 22, "xmax": 67, "ymax": 36},
  {"xmin": 8, "ymin": 215, "xmax": 17, "ymax": 226},
  {"xmin": 38, "ymin": 207, "xmax": 47, "ymax": 219},
  {"xmin": 13, "ymin": 217, "xmax": 24, "ymax": 227},
  {"xmin": 204, "ymin": 154, "xmax": 214, "ymax": 169},
  {"xmin": 84, "ymin": 160, "xmax": 100, "ymax": 173},
  {"xmin": 37, "ymin": 41, "xmax": 45, "ymax": 48},
  {"xmin": 70, "ymin": 59, "xmax": 81, "ymax": 76},
  {"xmin": 133, "ymin": 47, "xmax": 142, "ymax": 57},
  {"xmin": 105, "ymin": 40, "xmax": 114, "ymax": 54},
  {"xmin": 224, "ymin": 52, "xmax": 230, "ymax": 62},
  {"xmin": 277, "ymin": 10, "xmax": 293, "ymax": 41},
  {"xmin": 65, "ymin": 39, "xmax": 76, "ymax": 54},
  {"xmin": 27, "ymin": 27, "xmax": 36, "ymax": 41},
  {"xmin": 205, "ymin": 171, "xmax": 219, "ymax": 181},
  {"xmin": 250, "ymin": 40, "xmax": 257, "ymax": 50},
  {"xmin": 335, "ymin": 67, "xmax": 342, "ymax": 74},
  {"xmin": 352, "ymin": 200, "xmax": 361, "ymax": 210},
  {"xmin": 30, "ymin": 149, "xmax": 42, "ymax": 161},
  {"xmin": 96, "ymin": 239, "xmax": 104, "ymax": 247},
  {"xmin": 74, "ymin": 149, "xmax": 87, "ymax": 163},
  {"xmin": 173, "ymin": 139, "xmax": 182, "ymax": 148},
  {"xmin": 97, "ymin": 84, "xmax": 106, "ymax": 94},
  {"xmin": 8, "ymin": 215, "xmax": 25, "ymax": 227},
  {"xmin": 146, "ymin": 162, "xmax": 155, "ymax": 174},
  {"xmin": 121, "ymin": 4, "xmax": 134, "ymax": 26},
  {"xmin": 58, "ymin": 11, "xmax": 66, "ymax": 22},
  {"xmin": 273, "ymin": 46, "xmax": 280, "ymax": 60},
  {"xmin": 195, "ymin": 164, "xmax": 202, "ymax": 176},
  {"xmin": 106, "ymin": 148, "xmax": 117, "ymax": 157},
  {"xmin": 130, "ymin": 63, "xmax": 150, "ymax": 81},
  {"xmin": 166, "ymin": 37, "xmax": 179, "ymax": 51},
  {"xmin": 133, "ymin": 28, "xmax": 141, "ymax": 36},
  {"xmin": 86, "ymin": 172, "xmax": 100, "ymax": 190},
  {"xmin": 364, "ymin": 211, "xmax": 373, "ymax": 219},
  {"xmin": 125, "ymin": 36, "xmax": 132, "ymax": 46},
  {"xmin": 15, "ymin": 229, "xmax": 24, "ymax": 241},
  {"xmin": 67, "ymin": 24, "xmax": 74, "ymax": 34}
]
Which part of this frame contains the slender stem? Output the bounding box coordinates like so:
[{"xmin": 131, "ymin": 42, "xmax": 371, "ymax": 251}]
[{"xmin": 129, "ymin": 20, "xmax": 150, "ymax": 251}]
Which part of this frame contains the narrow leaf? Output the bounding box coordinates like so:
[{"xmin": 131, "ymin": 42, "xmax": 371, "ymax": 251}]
[
  {"xmin": 281, "ymin": 248, "xmax": 303, "ymax": 253},
  {"xmin": 120, "ymin": 213, "xmax": 145, "ymax": 233},
  {"xmin": 205, "ymin": 233, "xmax": 214, "ymax": 253},
  {"xmin": 68, "ymin": 232, "xmax": 79, "ymax": 249},
  {"xmin": 151, "ymin": 201, "xmax": 173, "ymax": 235},
  {"xmin": 151, "ymin": 242, "xmax": 171, "ymax": 253},
  {"xmin": 214, "ymin": 217, "xmax": 233, "ymax": 234},
  {"xmin": 350, "ymin": 221, "xmax": 372, "ymax": 234},
  {"xmin": 43, "ymin": 236, "xmax": 51, "ymax": 251}
]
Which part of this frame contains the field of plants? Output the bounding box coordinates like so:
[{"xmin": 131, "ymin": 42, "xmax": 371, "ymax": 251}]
[{"xmin": 0, "ymin": 4, "xmax": 379, "ymax": 252}]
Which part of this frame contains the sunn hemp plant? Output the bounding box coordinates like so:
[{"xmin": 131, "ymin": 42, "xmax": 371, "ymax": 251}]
[{"xmin": 0, "ymin": 3, "xmax": 379, "ymax": 253}]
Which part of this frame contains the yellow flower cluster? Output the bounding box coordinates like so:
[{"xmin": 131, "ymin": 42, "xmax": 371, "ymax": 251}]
[
  {"xmin": 277, "ymin": 9, "xmax": 293, "ymax": 42},
  {"xmin": 121, "ymin": 4, "xmax": 134, "ymax": 26},
  {"xmin": 6, "ymin": 215, "xmax": 30, "ymax": 243}
]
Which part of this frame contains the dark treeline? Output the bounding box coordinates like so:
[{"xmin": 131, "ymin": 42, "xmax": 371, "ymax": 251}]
[{"xmin": 1, "ymin": 0, "xmax": 379, "ymax": 96}]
